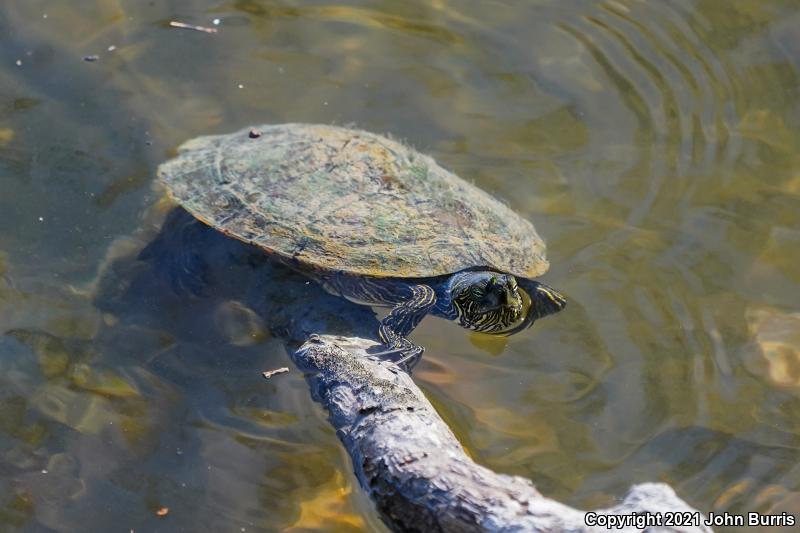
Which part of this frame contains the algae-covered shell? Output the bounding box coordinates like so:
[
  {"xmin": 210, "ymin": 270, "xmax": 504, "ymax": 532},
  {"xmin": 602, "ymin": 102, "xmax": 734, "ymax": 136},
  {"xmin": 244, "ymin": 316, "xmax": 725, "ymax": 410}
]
[{"xmin": 158, "ymin": 123, "xmax": 549, "ymax": 279}]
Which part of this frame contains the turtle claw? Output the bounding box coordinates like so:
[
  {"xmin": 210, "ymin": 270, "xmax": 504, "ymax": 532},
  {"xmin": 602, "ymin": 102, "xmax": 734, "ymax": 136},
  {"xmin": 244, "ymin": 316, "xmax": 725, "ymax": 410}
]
[{"xmin": 366, "ymin": 342, "xmax": 424, "ymax": 373}]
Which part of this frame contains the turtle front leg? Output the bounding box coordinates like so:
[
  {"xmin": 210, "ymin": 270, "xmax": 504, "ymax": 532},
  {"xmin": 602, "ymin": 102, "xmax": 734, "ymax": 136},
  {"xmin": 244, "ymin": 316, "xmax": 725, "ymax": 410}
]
[{"xmin": 372, "ymin": 284, "xmax": 437, "ymax": 371}]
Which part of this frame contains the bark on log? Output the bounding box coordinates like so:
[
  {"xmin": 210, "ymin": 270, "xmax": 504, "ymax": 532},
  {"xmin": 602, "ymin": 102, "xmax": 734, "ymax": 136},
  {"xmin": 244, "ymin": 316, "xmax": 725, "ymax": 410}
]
[{"xmin": 92, "ymin": 211, "xmax": 713, "ymax": 533}]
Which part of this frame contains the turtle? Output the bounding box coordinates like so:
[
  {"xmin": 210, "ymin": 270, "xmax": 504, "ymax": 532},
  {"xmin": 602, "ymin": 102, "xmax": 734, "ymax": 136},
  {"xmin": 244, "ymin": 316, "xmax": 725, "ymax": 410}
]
[{"xmin": 151, "ymin": 123, "xmax": 566, "ymax": 368}]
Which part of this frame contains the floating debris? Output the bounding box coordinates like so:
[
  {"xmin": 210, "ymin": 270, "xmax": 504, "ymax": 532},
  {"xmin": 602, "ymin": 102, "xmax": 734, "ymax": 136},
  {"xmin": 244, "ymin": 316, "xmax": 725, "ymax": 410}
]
[
  {"xmin": 15, "ymin": 59, "xmax": 22, "ymax": 67},
  {"xmin": 156, "ymin": 507, "xmax": 169, "ymax": 517},
  {"xmin": 249, "ymin": 129, "xmax": 262, "ymax": 139},
  {"xmin": 212, "ymin": 18, "xmax": 221, "ymax": 26},
  {"xmin": 83, "ymin": 55, "xmax": 99, "ymax": 62},
  {"xmin": 262, "ymin": 367, "xmax": 290, "ymax": 379},
  {"xmin": 169, "ymin": 21, "xmax": 218, "ymax": 34},
  {"xmin": 107, "ymin": 45, "xmax": 117, "ymax": 52}
]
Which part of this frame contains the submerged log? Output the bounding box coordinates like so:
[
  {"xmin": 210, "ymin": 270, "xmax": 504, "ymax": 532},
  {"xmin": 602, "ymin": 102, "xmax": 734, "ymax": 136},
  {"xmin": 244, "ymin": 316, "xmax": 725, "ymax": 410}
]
[{"xmin": 93, "ymin": 209, "xmax": 712, "ymax": 532}]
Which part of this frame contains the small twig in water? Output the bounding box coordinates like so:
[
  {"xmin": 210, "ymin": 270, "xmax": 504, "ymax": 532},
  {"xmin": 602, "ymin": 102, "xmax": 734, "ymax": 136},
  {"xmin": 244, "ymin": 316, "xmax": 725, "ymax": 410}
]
[
  {"xmin": 169, "ymin": 21, "xmax": 218, "ymax": 34},
  {"xmin": 262, "ymin": 367, "xmax": 290, "ymax": 379}
]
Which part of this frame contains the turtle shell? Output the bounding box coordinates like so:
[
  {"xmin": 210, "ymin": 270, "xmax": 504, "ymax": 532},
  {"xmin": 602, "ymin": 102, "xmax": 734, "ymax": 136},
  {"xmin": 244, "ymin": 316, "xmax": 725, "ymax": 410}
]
[{"xmin": 158, "ymin": 123, "xmax": 549, "ymax": 279}]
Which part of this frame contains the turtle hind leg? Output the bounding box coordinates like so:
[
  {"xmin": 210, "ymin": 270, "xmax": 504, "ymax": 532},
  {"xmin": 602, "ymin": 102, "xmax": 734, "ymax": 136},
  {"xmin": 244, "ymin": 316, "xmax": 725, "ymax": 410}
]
[
  {"xmin": 138, "ymin": 207, "xmax": 211, "ymax": 296},
  {"xmin": 370, "ymin": 284, "xmax": 437, "ymax": 372}
]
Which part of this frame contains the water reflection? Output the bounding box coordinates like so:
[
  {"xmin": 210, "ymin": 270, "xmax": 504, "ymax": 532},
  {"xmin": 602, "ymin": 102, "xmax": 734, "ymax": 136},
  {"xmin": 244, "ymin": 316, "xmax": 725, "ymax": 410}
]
[{"xmin": 0, "ymin": 0, "xmax": 799, "ymax": 530}]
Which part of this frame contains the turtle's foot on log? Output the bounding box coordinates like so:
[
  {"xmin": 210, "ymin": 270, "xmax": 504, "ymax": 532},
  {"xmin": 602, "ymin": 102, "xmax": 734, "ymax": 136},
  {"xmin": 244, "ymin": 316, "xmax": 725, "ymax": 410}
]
[{"xmin": 366, "ymin": 338, "xmax": 424, "ymax": 373}]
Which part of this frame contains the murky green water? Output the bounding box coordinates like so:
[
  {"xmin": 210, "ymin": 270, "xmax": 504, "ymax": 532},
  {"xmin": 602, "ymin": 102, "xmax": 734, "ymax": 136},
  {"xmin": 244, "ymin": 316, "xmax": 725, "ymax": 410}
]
[{"xmin": 1, "ymin": 0, "xmax": 799, "ymax": 531}]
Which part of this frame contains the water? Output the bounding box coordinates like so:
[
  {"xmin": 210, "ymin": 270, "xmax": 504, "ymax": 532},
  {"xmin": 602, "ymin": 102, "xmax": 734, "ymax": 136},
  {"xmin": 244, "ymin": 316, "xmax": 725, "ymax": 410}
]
[{"xmin": 1, "ymin": 0, "xmax": 799, "ymax": 530}]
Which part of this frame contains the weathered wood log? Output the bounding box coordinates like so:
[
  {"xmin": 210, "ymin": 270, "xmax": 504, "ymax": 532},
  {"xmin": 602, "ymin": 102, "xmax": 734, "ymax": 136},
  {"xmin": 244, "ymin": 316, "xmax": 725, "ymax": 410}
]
[
  {"xmin": 292, "ymin": 335, "xmax": 711, "ymax": 532},
  {"xmin": 92, "ymin": 210, "xmax": 712, "ymax": 533}
]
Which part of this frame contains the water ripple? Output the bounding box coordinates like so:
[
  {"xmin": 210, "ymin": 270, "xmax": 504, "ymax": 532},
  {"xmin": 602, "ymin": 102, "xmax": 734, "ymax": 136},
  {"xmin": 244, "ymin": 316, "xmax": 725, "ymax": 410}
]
[{"xmin": 555, "ymin": 0, "xmax": 742, "ymax": 226}]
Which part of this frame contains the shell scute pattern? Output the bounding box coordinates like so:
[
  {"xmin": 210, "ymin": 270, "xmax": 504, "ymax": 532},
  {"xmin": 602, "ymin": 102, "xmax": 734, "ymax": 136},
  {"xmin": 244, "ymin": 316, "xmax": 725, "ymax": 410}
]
[{"xmin": 158, "ymin": 123, "xmax": 549, "ymax": 279}]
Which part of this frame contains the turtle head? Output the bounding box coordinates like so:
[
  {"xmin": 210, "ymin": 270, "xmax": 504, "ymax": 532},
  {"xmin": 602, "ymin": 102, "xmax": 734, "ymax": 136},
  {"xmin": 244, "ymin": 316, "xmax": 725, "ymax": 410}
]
[{"xmin": 449, "ymin": 272, "xmax": 525, "ymax": 334}]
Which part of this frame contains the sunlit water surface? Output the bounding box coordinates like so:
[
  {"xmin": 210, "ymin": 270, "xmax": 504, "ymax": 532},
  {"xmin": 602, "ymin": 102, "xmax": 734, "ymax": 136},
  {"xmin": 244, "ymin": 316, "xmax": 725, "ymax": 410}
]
[{"xmin": 1, "ymin": 0, "xmax": 799, "ymax": 531}]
